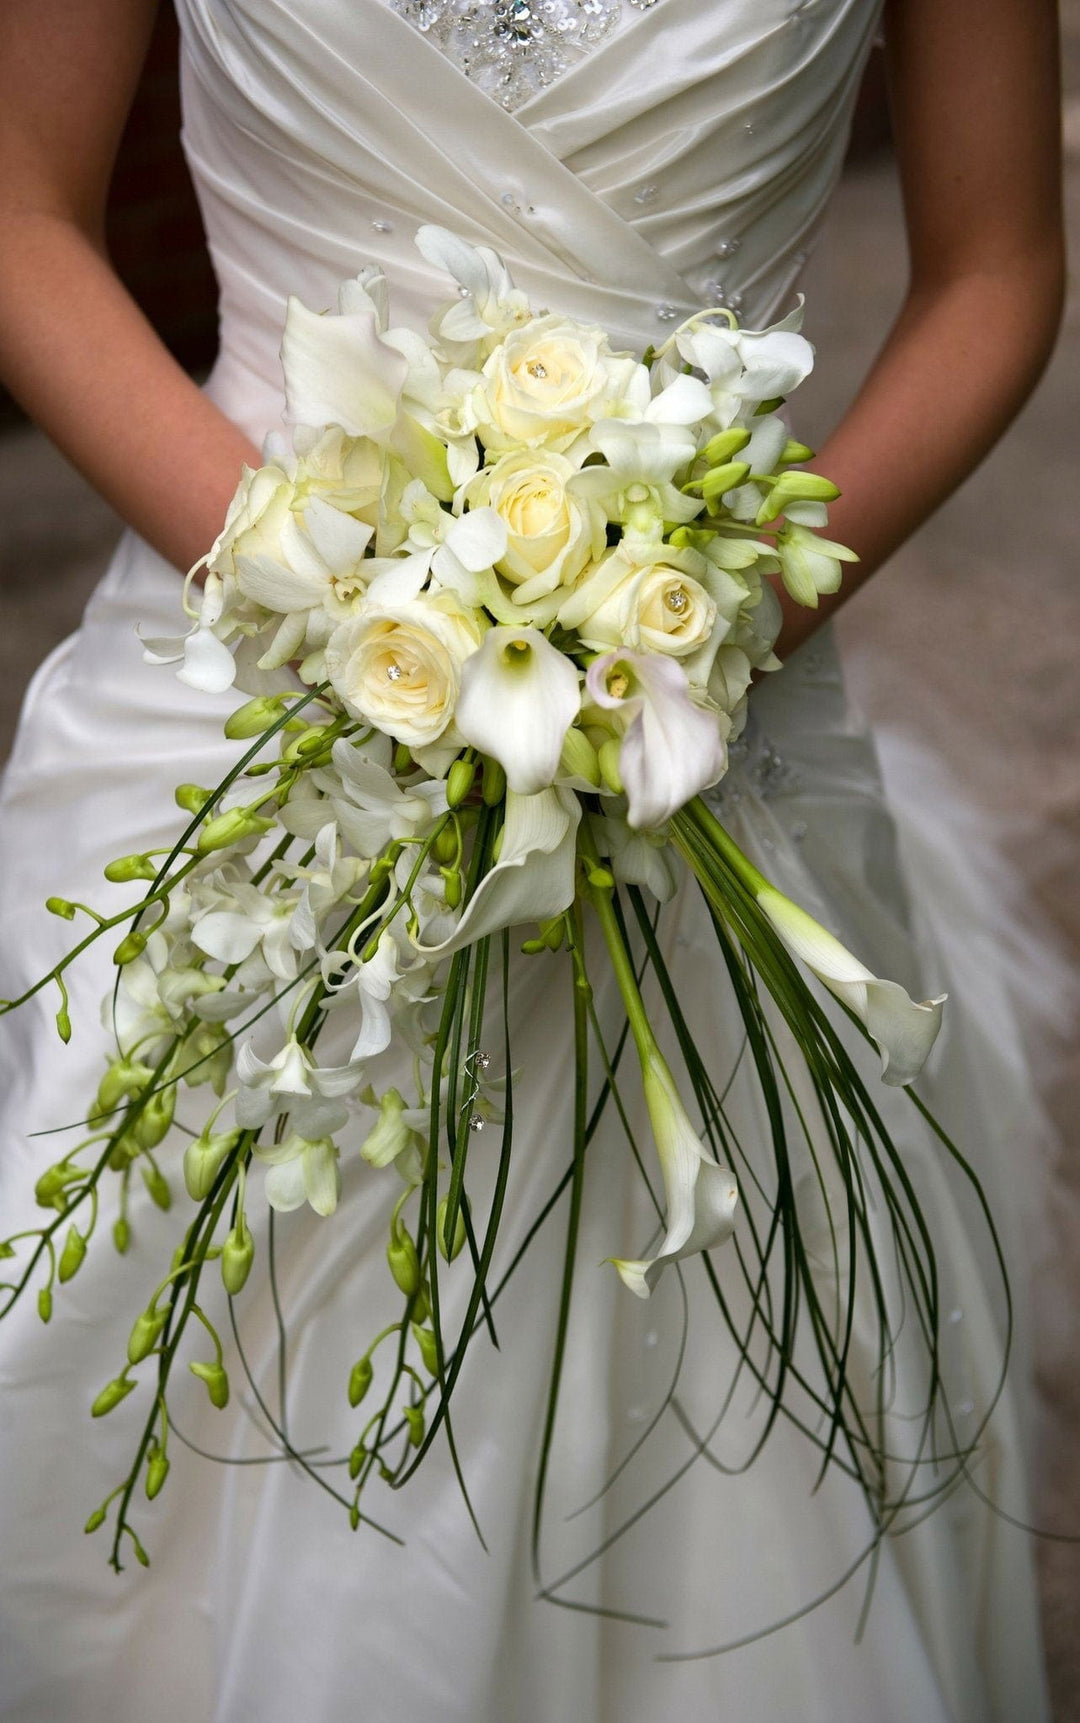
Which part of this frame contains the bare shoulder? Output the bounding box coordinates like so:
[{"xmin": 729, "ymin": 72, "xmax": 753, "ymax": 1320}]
[{"xmin": 0, "ymin": 0, "xmax": 159, "ymax": 230}]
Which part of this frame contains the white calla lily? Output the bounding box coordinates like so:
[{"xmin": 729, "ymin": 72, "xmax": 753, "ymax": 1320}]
[
  {"xmin": 414, "ymin": 786, "xmax": 581, "ymax": 957},
  {"xmin": 281, "ymin": 273, "xmax": 409, "ymax": 438},
  {"xmin": 455, "ymin": 626, "xmax": 580, "ymax": 794},
  {"xmin": 611, "ymin": 1049, "xmax": 739, "ymax": 1297},
  {"xmin": 585, "ymin": 650, "xmax": 726, "ymax": 830},
  {"xmin": 758, "ymin": 889, "xmax": 946, "ymax": 1086}
]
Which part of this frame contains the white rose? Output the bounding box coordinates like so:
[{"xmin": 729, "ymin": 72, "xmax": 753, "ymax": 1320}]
[
  {"xmin": 470, "ymin": 315, "xmax": 641, "ymax": 451},
  {"xmin": 325, "ymin": 594, "xmax": 484, "ymax": 747},
  {"xmin": 561, "ymin": 544, "xmax": 719, "ymax": 665},
  {"xmin": 207, "ymin": 464, "xmax": 295, "ymax": 581},
  {"xmin": 468, "ymin": 450, "xmax": 605, "ymax": 603}
]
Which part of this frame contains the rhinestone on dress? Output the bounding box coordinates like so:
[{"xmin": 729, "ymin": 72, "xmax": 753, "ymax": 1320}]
[
  {"xmin": 715, "ymin": 238, "xmax": 741, "ymax": 259},
  {"xmin": 633, "ymin": 182, "xmax": 659, "ymax": 205},
  {"xmin": 393, "ymin": 0, "xmax": 627, "ymax": 111},
  {"xmin": 371, "ymin": 219, "xmax": 394, "ymax": 234},
  {"xmin": 654, "ymin": 302, "xmax": 679, "ymax": 322}
]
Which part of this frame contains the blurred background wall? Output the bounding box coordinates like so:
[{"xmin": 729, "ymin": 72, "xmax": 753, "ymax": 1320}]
[{"xmin": 0, "ymin": 3, "xmax": 1077, "ymax": 1713}]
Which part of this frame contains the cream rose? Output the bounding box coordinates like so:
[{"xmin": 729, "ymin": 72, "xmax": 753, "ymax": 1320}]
[
  {"xmin": 325, "ymin": 594, "xmax": 484, "ymax": 747},
  {"xmin": 207, "ymin": 464, "xmax": 295, "ymax": 582},
  {"xmin": 468, "ymin": 450, "xmax": 605, "ymax": 603},
  {"xmin": 561, "ymin": 545, "xmax": 719, "ymax": 668},
  {"xmin": 470, "ymin": 315, "xmax": 641, "ymax": 451}
]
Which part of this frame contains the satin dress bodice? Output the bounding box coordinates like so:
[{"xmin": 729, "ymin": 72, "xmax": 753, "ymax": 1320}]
[{"xmin": 176, "ymin": 0, "xmax": 883, "ymax": 436}]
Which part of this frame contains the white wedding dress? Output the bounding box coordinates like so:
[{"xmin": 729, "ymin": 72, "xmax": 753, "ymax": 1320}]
[{"xmin": 0, "ymin": 2, "xmax": 1055, "ymax": 1719}]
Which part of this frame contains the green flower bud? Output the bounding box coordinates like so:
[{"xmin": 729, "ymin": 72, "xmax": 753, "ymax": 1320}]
[
  {"xmin": 780, "ymin": 438, "xmax": 814, "ymax": 465},
  {"xmin": 57, "ymin": 1225, "xmax": 87, "ymax": 1284},
  {"xmin": 34, "ymin": 1162, "xmax": 82, "ymax": 1210},
  {"xmin": 540, "ymin": 916, "xmax": 565, "ymax": 950},
  {"xmin": 436, "ymin": 1196, "xmax": 467, "ymax": 1264},
  {"xmin": 112, "ymin": 930, "xmax": 148, "ymax": 967},
  {"xmin": 183, "ymin": 1129, "xmax": 241, "ymax": 1201},
  {"xmin": 55, "ymin": 1005, "xmax": 72, "ymax": 1044},
  {"xmin": 223, "ymin": 695, "xmax": 287, "ymax": 741},
  {"xmin": 45, "ymin": 895, "xmax": 77, "ymax": 920},
  {"xmin": 282, "ymin": 723, "xmax": 333, "ymax": 763},
  {"xmin": 96, "ymin": 1057, "xmax": 152, "ymax": 1116},
  {"xmin": 196, "ymin": 808, "xmax": 275, "ymax": 855},
  {"xmin": 127, "ymin": 1306, "xmax": 168, "ymax": 1365},
  {"xmin": 84, "ymin": 1505, "xmax": 108, "ymax": 1535},
  {"xmin": 175, "ymin": 783, "xmax": 212, "ymax": 814},
  {"xmin": 701, "ymin": 460, "xmax": 751, "ymax": 508},
  {"xmin": 140, "ymin": 1162, "xmax": 172, "ymax": 1211},
  {"xmin": 133, "ymin": 1086, "xmax": 176, "ymax": 1151},
  {"xmin": 349, "ymin": 1500, "xmax": 361, "ymax": 1531},
  {"xmin": 754, "ymin": 395, "xmax": 784, "ymax": 416},
  {"xmin": 107, "ymin": 1132, "xmax": 140, "ymax": 1172},
  {"xmin": 754, "ymin": 470, "xmax": 839, "ymax": 527},
  {"xmin": 403, "ymin": 1404, "xmax": 425, "ymax": 1449},
  {"xmin": 145, "ymin": 1444, "xmax": 170, "ymax": 1500},
  {"xmin": 412, "ymin": 1323, "xmax": 439, "ymax": 1376},
  {"xmin": 702, "ymin": 427, "xmax": 751, "ymax": 466},
  {"xmin": 586, "ymin": 865, "xmax": 615, "ymax": 891},
  {"xmin": 132, "ymin": 1535, "xmax": 150, "ymax": 1568},
  {"xmin": 387, "ymin": 1226, "xmax": 420, "ymax": 1296},
  {"xmin": 446, "ymin": 758, "xmax": 476, "ymax": 808},
  {"xmin": 559, "ymin": 727, "xmax": 601, "ymax": 787},
  {"xmin": 37, "ymin": 1286, "xmax": 52, "ymax": 1324},
  {"xmin": 392, "ymin": 742, "xmax": 413, "ymax": 773},
  {"xmin": 348, "ymin": 1443, "xmax": 367, "ymax": 1481},
  {"xmin": 348, "ymin": 1355, "xmax": 374, "ymax": 1408},
  {"xmin": 432, "ymin": 824, "xmax": 458, "ymax": 864},
  {"xmin": 221, "ymin": 1220, "xmax": 255, "ymax": 1295},
  {"xmin": 91, "ymin": 1374, "xmax": 136, "ymax": 1417},
  {"xmin": 103, "ymin": 854, "xmax": 159, "ymax": 884},
  {"xmin": 411, "ymin": 1283, "xmax": 430, "ymax": 1325},
  {"xmin": 112, "ymin": 1216, "xmax": 131, "ymax": 1255},
  {"xmin": 189, "ymin": 1360, "xmax": 229, "ymax": 1409},
  {"xmin": 0, "ymin": 1240, "xmax": 15, "ymax": 1260},
  {"xmin": 481, "ymin": 757, "xmax": 506, "ymax": 807},
  {"xmin": 440, "ymin": 867, "xmax": 462, "ymax": 910},
  {"xmin": 597, "ymin": 737, "xmax": 623, "ymax": 795}
]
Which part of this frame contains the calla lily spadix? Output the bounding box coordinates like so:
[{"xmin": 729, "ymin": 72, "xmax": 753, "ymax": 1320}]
[
  {"xmin": 455, "ymin": 626, "xmax": 581, "ymax": 794},
  {"xmin": 585, "ymin": 649, "xmax": 727, "ymax": 831}
]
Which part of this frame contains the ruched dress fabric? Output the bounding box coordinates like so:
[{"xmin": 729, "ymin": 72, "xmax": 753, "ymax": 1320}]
[{"xmin": 0, "ymin": 2, "xmax": 1054, "ymax": 1719}]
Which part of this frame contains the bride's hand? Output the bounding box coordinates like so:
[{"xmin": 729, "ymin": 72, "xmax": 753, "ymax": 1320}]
[{"xmin": 0, "ymin": 0, "xmax": 261, "ymax": 575}]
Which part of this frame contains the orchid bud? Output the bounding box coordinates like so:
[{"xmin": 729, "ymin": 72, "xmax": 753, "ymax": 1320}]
[
  {"xmin": 55, "ymin": 1005, "xmax": 72, "ymax": 1043},
  {"xmin": 132, "ymin": 1536, "xmax": 150, "ymax": 1568},
  {"xmin": 348, "ymin": 1444, "xmax": 367, "ymax": 1480},
  {"xmin": 436, "ymin": 1196, "xmax": 466, "ymax": 1263},
  {"xmin": 145, "ymin": 1444, "xmax": 170, "ymax": 1500},
  {"xmin": 45, "ymin": 896, "xmax": 76, "ymax": 920},
  {"xmin": 57, "ymin": 1225, "xmax": 87, "ymax": 1284},
  {"xmin": 780, "ymin": 438, "xmax": 814, "ymax": 464},
  {"xmin": 84, "ymin": 1505, "xmax": 108, "ymax": 1535},
  {"xmin": 189, "ymin": 1359, "xmax": 229, "ymax": 1409},
  {"xmin": 112, "ymin": 1216, "xmax": 131, "ymax": 1255},
  {"xmin": 34, "ymin": 1162, "xmax": 82, "ymax": 1210},
  {"xmin": 112, "ymin": 930, "xmax": 148, "ymax": 966},
  {"xmin": 223, "ymin": 695, "xmax": 287, "ymax": 740},
  {"xmin": 387, "ymin": 1226, "xmax": 420, "ymax": 1296},
  {"xmin": 411, "ymin": 1283, "xmax": 430, "ymax": 1325},
  {"xmin": 140, "ymin": 1162, "xmax": 172, "ymax": 1211},
  {"xmin": 183, "ymin": 1129, "xmax": 241, "ymax": 1201},
  {"xmin": 392, "ymin": 742, "xmax": 412, "ymax": 773},
  {"xmin": 175, "ymin": 783, "xmax": 212, "ymax": 814},
  {"xmin": 107, "ymin": 1132, "xmax": 140, "ymax": 1172},
  {"xmin": 702, "ymin": 427, "xmax": 751, "ymax": 465},
  {"xmin": 196, "ymin": 808, "xmax": 275, "ymax": 855},
  {"xmin": 432, "ymin": 824, "xmax": 458, "ymax": 864},
  {"xmin": 133, "ymin": 1085, "xmax": 176, "ymax": 1150},
  {"xmin": 97, "ymin": 1057, "xmax": 152, "ymax": 1116},
  {"xmin": 446, "ymin": 759, "xmax": 476, "ymax": 808},
  {"xmin": 403, "ymin": 1405, "xmax": 425, "ymax": 1448},
  {"xmin": 586, "ymin": 865, "xmax": 615, "ymax": 891},
  {"xmin": 91, "ymin": 1374, "xmax": 136, "ymax": 1417},
  {"xmin": 481, "ymin": 758, "xmax": 505, "ymax": 807},
  {"xmin": 412, "ymin": 1323, "xmax": 439, "ymax": 1376},
  {"xmin": 701, "ymin": 461, "xmax": 751, "ymax": 508},
  {"xmin": 559, "ymin": 727, "xmax": 601, "ymax": 787},
  {"xmin": 127, "ymin": 1306, "xmax": 168, "ymax": 1365},
  {"xmin": 348, "ymin": 1355, "xmax": 374, "ymax": 1408},
  {"xmin": 104, "ymin": 854, "xmax": 158, "ymax": 883},
  {"xmin": 37, "ymin": 1287, "xmax": 52, "ymax": 1324},
  {"xmin": 349, "ymin": 1501, "xmax": 362, "ymax": 1531},
  {"xmin": 440, "ymin": 867, "xmax": 462, "ymax": 910},
  {"xmin": 221, "ymin": 1220, "xmax": 255, "ymax": 1295},
  {"xmin": 282, "ymin": 723, "xmax": 333, "ymax": 763}
]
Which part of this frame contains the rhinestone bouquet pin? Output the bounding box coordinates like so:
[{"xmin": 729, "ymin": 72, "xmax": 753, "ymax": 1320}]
[{"xmin": 2, "ymin": 228, "xmax": 1006, "ymax": 1608}]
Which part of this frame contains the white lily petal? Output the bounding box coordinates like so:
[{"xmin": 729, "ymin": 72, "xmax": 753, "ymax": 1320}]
[
  {"xmin": 455, "ymin": 626, "xmax": 580, "ymax": 794},
  {"xmin": 759, "ymin": 889, "xmax": 945, "ymax": 1085},
  {"xmin": 281, "ymin": 289, "xmax": 408, "ymax": 437},
  {"xmin": 586, "ymin": 651, "xmax": 726, "ymax": 830},
  {"xmin": 414, "ymin": 787, "xmax": 580, "ymax": 957}
]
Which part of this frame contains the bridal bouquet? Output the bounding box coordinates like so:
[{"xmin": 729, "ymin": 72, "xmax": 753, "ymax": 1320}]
[{"xmin": 1, "ymin": 229, "xmax": 991, "ymax": 1586}]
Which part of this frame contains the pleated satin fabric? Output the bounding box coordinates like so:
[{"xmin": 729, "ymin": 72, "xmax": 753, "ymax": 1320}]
[{"xmin": 0, "ymin": 4, "xmax": 1052, "ymax": 1719}]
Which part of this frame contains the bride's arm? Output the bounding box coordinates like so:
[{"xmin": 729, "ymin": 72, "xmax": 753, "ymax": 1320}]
[
  {"xmin": 0, "ymin": 0, "xmax": 260, "ymax": 575},
  {"xmin": 774, "ymin": 0, "xmax": 1065, "ymax": 657}
]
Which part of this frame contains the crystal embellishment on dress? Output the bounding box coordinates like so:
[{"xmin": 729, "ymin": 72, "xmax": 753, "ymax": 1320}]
[{"xmin": 391, "ymin": 0, "xmax": 630, "ymax": 111}]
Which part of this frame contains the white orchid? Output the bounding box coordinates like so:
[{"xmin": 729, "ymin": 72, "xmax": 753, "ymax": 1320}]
[
  {"xmin": 455, "ymin": 626, "xmax": 580, "ymax": 794},
  {"xmin": 611, "ymin": 1046, "xmax": 739, "ymax": 1297},
  {"xmin": 569, "ymin": 419, "xmax": 704, "ymax": 535},
  {"xmin": 585, "ymin": 650, "xmax": 727, "ymax": 830},
  {"xmin": 362, "ymin": 485, "xmax": 507, "ymax": 609},
  {"xmin": 301, "ymin": 742, "xmax": 448, "ymax": 859},
  {"xmin": 671, "ymin": 303, "xmax": 815, "ymax": 427},
  {"xmin": 772, "ymin": 522, "xmax": 858, "ymax": 609},
  {"xmin": 254, "ymin": 1097, "xmax": 351, "ymax": 1217},
  {"xmin": 190, "ymin": 879, "xmax": 302, "ymax": 982},
  {"xmin": 235, "ymin": 1037, "xmax": 364, "ymax": 1130}
]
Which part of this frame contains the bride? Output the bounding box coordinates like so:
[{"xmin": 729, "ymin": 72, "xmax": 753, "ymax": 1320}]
[{"xmin": 0, "ymin": 1, "xmax": 1065, "ymax": 1719}]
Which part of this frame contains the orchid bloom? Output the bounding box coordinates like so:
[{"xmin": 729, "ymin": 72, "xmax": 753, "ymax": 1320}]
[
  {"xmin": 611, "ymin": 1046, "xmax": 739, "ymax": 1297},
  {"xmin": 569, "ymin": 419, "xmax": 705, "ymax": 534},
  {"xmin": 254, "ymin": 1098, "xmax": 351, "ymax": 1217},
  {"xmin": 585, "ymin": 650, "xmax": 727, "ymax": 830},
  {"xmin": 235, "ymin": 1037, "xmax": 364, "ymax": 1129},
  {"xmin": 455, "ymin": 625, "xmax": 581, "ymax": 794}
]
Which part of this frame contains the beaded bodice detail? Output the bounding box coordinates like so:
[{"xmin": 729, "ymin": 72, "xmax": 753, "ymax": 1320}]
[{"xmin": 390, "ymin": 0, "xmax": 658, "ymax": 110}]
